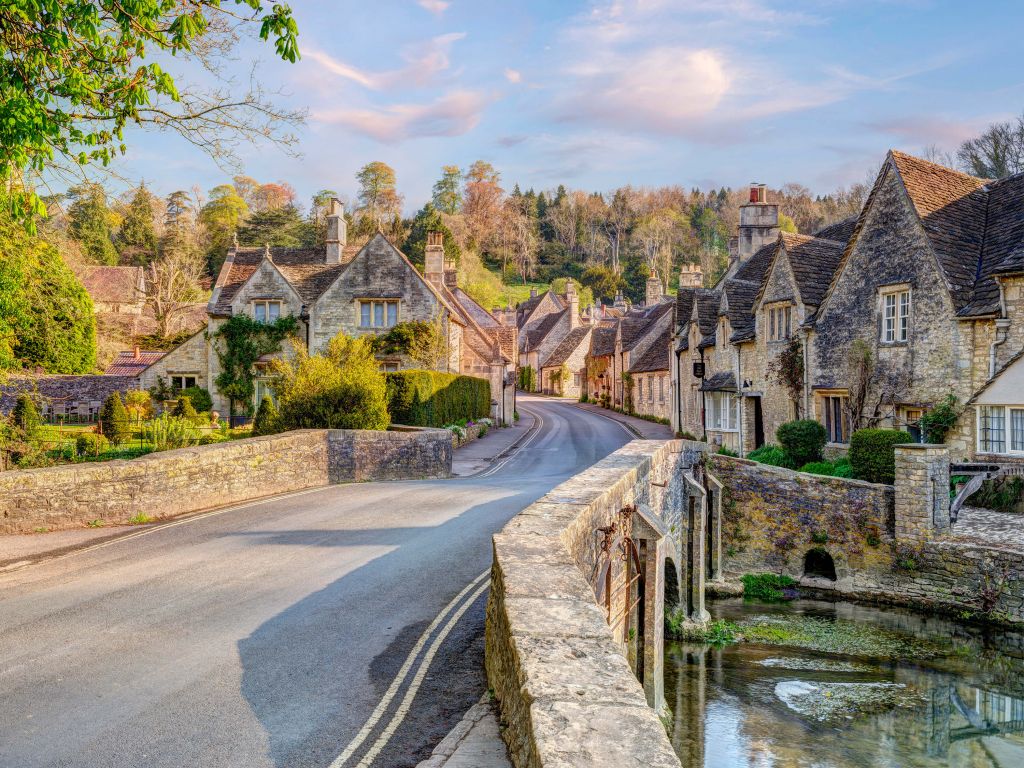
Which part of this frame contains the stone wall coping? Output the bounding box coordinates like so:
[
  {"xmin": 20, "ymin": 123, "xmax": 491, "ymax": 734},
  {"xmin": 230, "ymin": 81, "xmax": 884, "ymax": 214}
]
[
  {"xmin": 894, "ymin": 443, "xmax": 949, "ymax": 451},
  {"xmin": 709, "ymin": 452, "xmax": 892, "ymax": 490},
  {"xmin": 486, "ymin": 439, "xmax": 682, "ymax": 768}
]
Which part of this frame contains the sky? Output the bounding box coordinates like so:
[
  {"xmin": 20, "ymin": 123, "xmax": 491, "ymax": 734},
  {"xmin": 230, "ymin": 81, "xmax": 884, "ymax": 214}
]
[{"xmin": 115, "ymin": 0, "xmax": 1024, "ymax": 211}]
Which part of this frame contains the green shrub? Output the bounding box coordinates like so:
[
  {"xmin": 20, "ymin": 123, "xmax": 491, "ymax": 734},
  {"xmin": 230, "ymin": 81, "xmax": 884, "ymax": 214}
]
[
  {"xmin": 777, "ymin": 419, "xmax": 826, "ymax": 466},
  {"xmin": 76, "ymin": 432, "xmax": 109, "ymax": 457},
  {"xmin": 517, "ymin": 365, "xmax": 536, "ymax": 392},
  {"xmin": 99, "ymin": 392, "xmax": 131, "ymax": 445},
  {"xmin": 171, "ymin": 395, "xmax": 200, "ymax": 424},
  {"xmin": 386, "ymin": 369, "xmax": 490, "ymax": 427},
  {"xmin": 800, "ymin": 461, "xmax": 836, "ymax": 476},
  {"xmin": 833, "ymin": 460, "xmax": 854, "ymax": 478},
  {"xmin": 11, "ymin": 392, "xmax": 41, "ymax": 437},
  {"xmin": 677, "ymin": 430, "xmax": 699, "ymax": 441},
  {"xmin": 747, "ymin": 443, "xmax": 792, "ymax": 468},
  {"xmin": 142, "ymin": 414, "xmax": 201, "ymax": 451},
  {"xmin": 272, "ymin": 334, "xmax": 390, "ymax": 430},
  {"xmin": 849, "ymin": 428, "xmax": 912, "ymax": 484},
  {"xmin": 181, "ymin": 386, "xmax": 213, "ymax": 413},
  {"xmin": 919, "ymin": 394, "xmax": 960, "ymax": 444},
  {"xmin": 124, "ymin": 389, "xmax": 153, "ymax": 421},
  {"xmin": 198, "ymin": 433, "xmax": 228, "ymax": 445},
  {"xmin": 252, "ymin": 395, "xmax": 280, "ymax": 436},
  {"xmin": 716, "ymin": 445, "xmax": 739, "ymax": 457},
  {"xmin": 741, "ymin": 573, "xmax": 797, "ymax": 601}
]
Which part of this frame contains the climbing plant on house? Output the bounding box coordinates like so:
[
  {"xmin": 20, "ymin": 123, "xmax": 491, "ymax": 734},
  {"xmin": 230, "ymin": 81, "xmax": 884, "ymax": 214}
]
[
  {"xmin": 212, "ymin": 314, "xmax": 297, "ymax": 420},
  {"xmin": 768, "ymin": 338, "xmax": 804, "ymax": 418}
]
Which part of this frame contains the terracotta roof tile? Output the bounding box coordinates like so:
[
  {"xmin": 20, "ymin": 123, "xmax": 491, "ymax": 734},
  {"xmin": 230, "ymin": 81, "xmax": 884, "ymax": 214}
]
[{"xmin": 104, "ymin": 350, "xmax": 166, "ymax": 376}]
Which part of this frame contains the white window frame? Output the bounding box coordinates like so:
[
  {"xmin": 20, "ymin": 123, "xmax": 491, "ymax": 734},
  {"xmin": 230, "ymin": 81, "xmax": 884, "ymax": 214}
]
[
  {"xmin": 977, "ymin": 405, "xmax": 1024, "ymax": 455},
  {"xmin": 253, "ymin": 300, "xmax": 282, "ymax": 324},
  {"xmin": 880, "ymin": 287, "xmax": 911, "ymax": 343},
  {"xmin": 707, "ymin": 391, "xmax": 739, "ymax": 432},
  {"xmin": 379, "ymin": 361, "xmax": 400, "ymax": 373},
  {"xmin": 254, "ymin": 377, "xmax": 276, "ymax": 408},
  {"xmin": 359, "ymin": 299, "xmax": 400, "ymax": 328}
]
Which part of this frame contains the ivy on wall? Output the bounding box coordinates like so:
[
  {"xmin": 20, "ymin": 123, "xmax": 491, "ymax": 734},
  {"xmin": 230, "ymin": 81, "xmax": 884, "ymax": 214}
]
[{"xmin": 212, "ymin": 314, "xmax": 298, "ymax": 417}]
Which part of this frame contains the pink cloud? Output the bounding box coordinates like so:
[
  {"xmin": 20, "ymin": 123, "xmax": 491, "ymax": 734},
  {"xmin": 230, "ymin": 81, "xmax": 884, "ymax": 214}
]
[{"xmin": 313, "ymin": 90, "xmax": 489, "ymax": 143}]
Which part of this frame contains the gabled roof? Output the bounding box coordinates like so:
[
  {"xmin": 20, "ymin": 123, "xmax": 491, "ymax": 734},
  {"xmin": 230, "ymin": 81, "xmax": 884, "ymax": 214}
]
[
  {"xmin": 210, "ymin": 246, "xmax": 351, "ymax": 315},
  {"xmin": 542, "ymin": 326, "xmax": 592, "ymax": 368},
  {"xmin": 964, "ymin": 172, "xmax": 1024, "ymax": 315},
  {"xmin": 104, "ymin": 349, "xmax": 166, "ymax": 376},
  {"xmin": 589, "ymin": 324, "xmax": 617, "ymax": 357},
  {"xmin": 523, "ymin": 308, "xmax": 567, "ymax": 351},
  {"xmin": 967, "ymin": 346, "xmax": 1024, "ymax": 405},
  {"xmin": 693, "ymin": 289, "xmax": 719, "ymax": 346},
  {"xmin": 620, "ymin": 301, "xmax": 673, "ymax": 351},
  {"xmin": 78, "ymin": 266, "xmax": 144, "ymax": 304},
  {"xmin": 629, "ymin": 325, "xmax": 670, "ymax": 373},
  {"xmin": 777, "ymin": 230, "xmax": 847, "ymax": 309},
  {"xmin": 450, "ymin": 287, "xmax": 500, "ymax": 328},
  {"xmin": 675, "ymin": 287, "xmax": 697, "ymax": 330},
  {"xmin": 890, "ymin": 150, "xmax": 989, "ymax": 310},
  {"xmin": 722, "ymin": 279, "xmax": 760, "ymax": 342},
  {"xmin": 733, "ymin": 240, "xmax": 775, "ymax": 284}
]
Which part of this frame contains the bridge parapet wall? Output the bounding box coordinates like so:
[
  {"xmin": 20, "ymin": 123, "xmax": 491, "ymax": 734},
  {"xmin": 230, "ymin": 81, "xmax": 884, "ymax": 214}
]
[{"xmin": 486, "ymin": 439, "xmax": 688, "ymax": 768}]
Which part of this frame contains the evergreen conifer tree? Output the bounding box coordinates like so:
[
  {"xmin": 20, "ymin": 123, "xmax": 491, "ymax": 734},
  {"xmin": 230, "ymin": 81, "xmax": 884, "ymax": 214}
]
[
  {"xmin": 252, "ymin": 395, "xmax": 280, "ymax": 436},
  {"xmin": 99, "ymin": 392, "xmax": 131, "ymax": 444}
]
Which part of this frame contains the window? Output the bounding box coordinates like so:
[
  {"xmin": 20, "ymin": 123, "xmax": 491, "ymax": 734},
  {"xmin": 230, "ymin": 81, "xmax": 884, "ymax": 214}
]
[
  {"xmin": 573, "ymin": 373, "xmax": 581, "ymax": 387},
  {"xmin": 821, "ymin": 394, "xmax": 850, "ymax": 443},
  {"xmin": 767, "ymin": 304, "xmax": 792, "ymax": 341},
  {"xmin": 359, "ymin": 300, "xmax": 399, "ymax": 328},
  {"xmin": 254, "ymin": 378, "xmax": 275, "ymax": 407},
  {"xmin": 637, "ymin": 378, "xmax": 644, "ymax": 402},
  {"xmin": 978, "ymin": 406, "xmax": 1024, "ymax": 454},
  {"xmin": 379, "ymin": 361, "xmax": 400, "ymax": 373},
  {"xmin": 170, "ymin": 374, "xmax": 198, "ymax": 391},
  {"xmin": 658, "ymin": 376, "xmax": 665, "ymax": 402},
  {"xmin": 253, "ymin": 300, "xmax": 282, "ymax": 324},
  {"xmin": 647, "ymin": 377, "xmax": 654, "ymax": 403},
  {"xmin": 881, "ymin": 288, "xmax": 910, "ymax": 342},
  {"xmin": 707, "ymin": 392, "xmax": 738, "ymax": 431}
]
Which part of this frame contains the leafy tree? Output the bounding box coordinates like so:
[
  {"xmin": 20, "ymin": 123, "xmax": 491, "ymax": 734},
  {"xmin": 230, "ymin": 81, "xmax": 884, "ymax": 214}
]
[
  {"xmin": 404, "ymin": 203, "xmax": 461, "ymax": 268},
  {"xmin": 432, "ymin": 165, "xmax": 463, "ymax": 214},
  {"xmin": 252, "ymin": 395, "xmax": 280, "ymax": 436},
  {"xmin": 621, "ymin": 254, "xmax": 651, "ymax": 305},
  {"xmin": 99, "ymin": 392, "xmax": 131, "ymax": 445},
  {"xmin": 308, "ymin": 189, "xmax": 340, "ymax": 247},
  {"xmin": 0, "ymin": 195, "xmax": 96, "ymax": 372},
  {"xmin": 253, "ymin": 182, "xmax": 296, "ymax": 212},
  {"xmin": 201, "ymin": 184, "xmax": 249, "ymax": 274},
  {"xmin": 0, "ymin": 0, "xmax": 301, "ymax": 230},
  {"xmin": 270, "ymin": 334, "xmax": 390, "ymax": 431},
  {"xmin": 237, "ymin": 205, "xmax": 311, "ymax": 248},
  {"xmin": 580, "ymin": 266, "xmax": 623, "ymax": 303},
  {"xmin": 355, "ymin": 161, "xmax": 402, "ymax": 232},
  {"xmin": 67, "ymin": 183, "xmax": 118, "ymax": 264},
  {"xmin": 778, "ymin": 212, "xmax": 798, "ymax": 234},
  {"xmin": 12, "ymin": 393, "xmax": 41, "ymax": 438},
  {"xmin": 549, "ymin": 277, "xmax": 594, "ymax": 309},
  {"xmin": 181, "ymin": 386, "xmax": 213, "ymax": 414},
  {"xmin": 171, "ymin": 394, "xmax": 200, "ymax": 424},
  {"xmin": 117, "ymin": 184, "xmax": 158, "ymax": 265},
  {"xmin": 958, "ymin": 113, "xmax": 1024, "ymax": 179}
]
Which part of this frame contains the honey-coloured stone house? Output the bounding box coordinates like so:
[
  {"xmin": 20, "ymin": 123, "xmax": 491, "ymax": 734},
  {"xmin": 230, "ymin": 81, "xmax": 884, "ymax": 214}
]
[
  {"xmin": 671, "ymin": 152, "xmax": 1024, "ymax": 462},
  {"xmin": 140, "ymin": 201, "xmax": 517, "ymax": 424}
]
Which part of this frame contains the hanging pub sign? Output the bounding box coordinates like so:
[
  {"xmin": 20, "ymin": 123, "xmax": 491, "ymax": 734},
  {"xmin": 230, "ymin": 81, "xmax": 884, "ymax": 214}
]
[{"xmin": 692, "ymin": 361, "xmax": 705, "ymax": 379}]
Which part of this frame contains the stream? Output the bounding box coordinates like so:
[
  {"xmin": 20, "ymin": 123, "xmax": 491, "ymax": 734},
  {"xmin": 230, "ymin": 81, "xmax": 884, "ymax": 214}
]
[{"xmin": 665, "ymin": 599, "xmax": 1024, "ymax": 767}]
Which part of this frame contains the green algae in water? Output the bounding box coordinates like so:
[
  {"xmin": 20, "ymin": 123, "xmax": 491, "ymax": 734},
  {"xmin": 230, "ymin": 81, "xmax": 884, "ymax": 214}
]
[
  {"xmin": 757, "ymin": 657, "xmax": 876, "ymax": 673},
  {"xmin": 735, "ymin": 614, "xmax": 946, "ymax": 659},
  {"xmin": 774, "ymin": 680, "xmax": 928, "ymax": 722}
]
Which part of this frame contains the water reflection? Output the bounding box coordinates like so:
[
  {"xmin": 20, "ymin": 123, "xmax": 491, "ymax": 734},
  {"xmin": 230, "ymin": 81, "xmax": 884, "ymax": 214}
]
[{"xmin": 665, "ymin": 600, "xmax": 1024, "ymax": 767}]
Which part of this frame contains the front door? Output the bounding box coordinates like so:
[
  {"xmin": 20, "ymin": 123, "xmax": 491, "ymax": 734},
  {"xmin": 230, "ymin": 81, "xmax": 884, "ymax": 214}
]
[{"xmin": 753, "ymin": 397, "xmax": 765, "ymax": 448}]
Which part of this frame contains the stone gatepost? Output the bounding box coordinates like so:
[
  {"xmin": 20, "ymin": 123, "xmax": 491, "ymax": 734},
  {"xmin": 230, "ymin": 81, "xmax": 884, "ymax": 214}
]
[{"xmin": 894, "ymin": 444, "xmax": 951, "ymax": 543}]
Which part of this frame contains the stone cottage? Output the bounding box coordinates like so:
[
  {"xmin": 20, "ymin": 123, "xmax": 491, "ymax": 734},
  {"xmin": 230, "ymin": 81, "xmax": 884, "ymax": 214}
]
[
  {"xmin": 139, "ymin": 201, "xmax": 517, "ymax": 424},
  {"xmin": 671, "ymin": 153, "xmax": 1024, "ymax": 462}
]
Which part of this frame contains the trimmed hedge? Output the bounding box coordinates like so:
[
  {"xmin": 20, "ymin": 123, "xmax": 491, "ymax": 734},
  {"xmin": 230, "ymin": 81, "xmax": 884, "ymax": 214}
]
[
  {"xmin": 849, "ymin": 428, "xmax": 912, "ymax": 484},
  {"xmin": 386, "ymin": 370, "xmax": 490, "ymax": 427},
  {"xmin": 777, "ymin": 419, "xmax": 826, "ymax": 467}
]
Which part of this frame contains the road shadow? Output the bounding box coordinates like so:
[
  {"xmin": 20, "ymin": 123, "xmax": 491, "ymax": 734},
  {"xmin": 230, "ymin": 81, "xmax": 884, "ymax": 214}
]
[{"xmin": 235, "ymin": 490, "xmax": 531, "ymax": 768}]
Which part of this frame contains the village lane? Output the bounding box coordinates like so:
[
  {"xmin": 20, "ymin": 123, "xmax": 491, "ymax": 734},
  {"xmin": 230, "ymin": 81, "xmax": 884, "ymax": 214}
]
[{"xmin": 0, "ymin": 395, "xmax": 635, "ymax": 768}]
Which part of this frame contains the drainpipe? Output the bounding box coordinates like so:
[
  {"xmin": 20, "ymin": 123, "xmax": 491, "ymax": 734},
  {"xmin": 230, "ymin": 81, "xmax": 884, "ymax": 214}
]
[
  {"xmin": 801, "ymin": 328, "xmax": 811, "ymax": 419},
  {"xmin": 990, "ymin": 319, "xmax": 1010, "ymax": 378},
  {"xmin": 735, "ymin": 345, "xmax": 744, "ymax": 456},
  {"xmin": 300, "ymin": 304, "xmax": 310, "ymax": 351}
]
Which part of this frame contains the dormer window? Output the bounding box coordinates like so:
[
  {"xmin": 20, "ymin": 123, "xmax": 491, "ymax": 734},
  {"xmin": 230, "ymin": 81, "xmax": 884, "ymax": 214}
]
[
  {"xmin": 881, "ymin": 286, "xmax": 910, "ymax": 343},
  {"xmin": 767, "ymin": 303, "xmax": 792, "ymax": 341},
  {"xmin": 253, "ymin": 300, "xmax": 281, "ymax": 324}
]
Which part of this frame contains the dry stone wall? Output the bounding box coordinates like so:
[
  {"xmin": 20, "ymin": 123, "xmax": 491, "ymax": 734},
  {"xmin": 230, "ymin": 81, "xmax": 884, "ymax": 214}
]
[{"xmin": 0, "ymin": 428, "xmax": 451, "ymax": 535}]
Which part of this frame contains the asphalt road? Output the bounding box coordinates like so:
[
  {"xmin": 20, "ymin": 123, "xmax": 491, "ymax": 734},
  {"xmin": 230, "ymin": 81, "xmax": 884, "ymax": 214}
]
[{"xmin": 0, "ymin": 396, "xmax": 632, "ymax": 768}]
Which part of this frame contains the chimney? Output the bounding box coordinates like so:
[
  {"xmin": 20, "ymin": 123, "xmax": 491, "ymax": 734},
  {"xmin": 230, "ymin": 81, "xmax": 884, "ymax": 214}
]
[
  {"xmin": 566, "ymin": 280, "xmax": 580, "ymax": 329},
  {"xmin": 425, "ymin": 231, "xmax": 445, "ymax": 287},
  {"xmin": 613, "ymin": 290, "xmax": 627, "ymax": 311},
  {"xmin": 133, "ymin": 345, "xmax": 141, "ymax": 361},
  {"xmin": 737, "ymin": 182, "xmax": 778, "ymax": 263},
  {"xmin": 325, "ymin": 198, "xmax": 347, "ymax": 264},
  {"xmin": 646, "ymin": 273, "xmax": 663, "ymax": 306},
  {"xmin": 529, "ymin": 287, "xmax": 538, "ymax": 299},
  {"xmin": 678, "ymin": 263, "xmax": 703, "ymax": 288}
]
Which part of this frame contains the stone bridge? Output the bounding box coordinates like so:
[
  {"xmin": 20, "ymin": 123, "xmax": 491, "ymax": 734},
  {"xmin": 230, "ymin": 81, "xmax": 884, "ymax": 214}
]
[{"xmin": 486, "ymin": 438, "xmax": 1024, "ymax": 768}]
